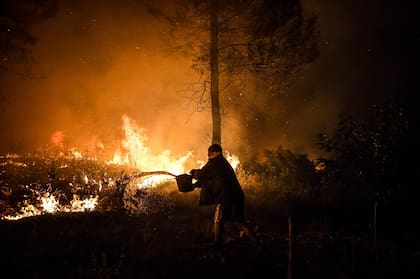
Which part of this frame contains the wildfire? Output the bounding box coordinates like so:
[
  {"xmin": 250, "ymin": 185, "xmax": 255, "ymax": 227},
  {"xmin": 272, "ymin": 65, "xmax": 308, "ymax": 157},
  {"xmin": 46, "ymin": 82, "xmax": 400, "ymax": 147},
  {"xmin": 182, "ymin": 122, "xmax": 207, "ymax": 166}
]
[
  {"xmin": 226, "ymin": 152, "xmax": 240, "ymax": 170},
  {"xmin": 2, "ymin": 195, "xmax": 98, "ymax": 220},
  {"xmin": 108, "ymin": 114, "xmax": 192, "ymax": 187},
  {"xmin": 69, "ymin": 195, "xmax": 98, "ymax": 212},
  {"xmin": 70, "ymin": 148, "xmax": 83, "ymax": 159},
  {"xmin": 0, "ymin": 114, "xmax": 241, "ymax": 220},
  {"xmin": 50, "ymin": 130, "xmax": 64, "ymax": 147}
]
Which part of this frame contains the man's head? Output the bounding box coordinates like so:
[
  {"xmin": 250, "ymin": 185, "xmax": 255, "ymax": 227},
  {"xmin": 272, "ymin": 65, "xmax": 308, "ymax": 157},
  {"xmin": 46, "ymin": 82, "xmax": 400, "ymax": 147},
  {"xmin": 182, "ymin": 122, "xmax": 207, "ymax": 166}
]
[{"xmin": 208, "ymin": 144, "xmax": 222, "ymax": 159}]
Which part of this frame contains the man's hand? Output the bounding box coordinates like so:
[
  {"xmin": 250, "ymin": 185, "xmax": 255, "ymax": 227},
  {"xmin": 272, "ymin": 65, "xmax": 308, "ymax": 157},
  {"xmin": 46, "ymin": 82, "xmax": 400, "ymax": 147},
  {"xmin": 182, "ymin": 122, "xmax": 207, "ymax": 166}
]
[{"xmin": 189, "ymin": 169, "xmax": 201, "ymax": 179}]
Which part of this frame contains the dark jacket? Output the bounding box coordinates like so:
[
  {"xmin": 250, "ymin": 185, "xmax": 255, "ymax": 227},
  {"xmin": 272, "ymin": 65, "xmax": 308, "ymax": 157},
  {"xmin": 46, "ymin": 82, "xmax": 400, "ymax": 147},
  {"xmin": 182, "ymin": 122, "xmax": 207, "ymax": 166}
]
[{"xmin": 193, "ymin": 154, "xmax": 244, "ymax": 206}]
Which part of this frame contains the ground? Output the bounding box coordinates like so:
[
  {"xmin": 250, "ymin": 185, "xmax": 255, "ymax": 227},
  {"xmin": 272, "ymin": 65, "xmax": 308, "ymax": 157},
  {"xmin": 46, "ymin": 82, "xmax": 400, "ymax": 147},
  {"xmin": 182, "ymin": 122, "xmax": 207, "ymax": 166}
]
[{"xmin": 1, "ymin": 207, "xmax": 418, "ymax": 279}]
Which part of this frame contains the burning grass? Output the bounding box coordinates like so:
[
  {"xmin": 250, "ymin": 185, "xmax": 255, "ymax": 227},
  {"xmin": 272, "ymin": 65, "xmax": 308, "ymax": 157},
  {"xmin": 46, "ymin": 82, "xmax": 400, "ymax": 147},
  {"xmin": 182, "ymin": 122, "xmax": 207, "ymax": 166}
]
[{"xmin": 0, "ymin": 151, "xmax": 179, "ymax": 220}]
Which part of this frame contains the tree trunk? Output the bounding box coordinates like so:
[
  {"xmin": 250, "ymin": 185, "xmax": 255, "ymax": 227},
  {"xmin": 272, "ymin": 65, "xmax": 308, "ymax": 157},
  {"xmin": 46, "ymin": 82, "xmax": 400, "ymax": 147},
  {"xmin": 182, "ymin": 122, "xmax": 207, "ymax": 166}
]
[
  {"xmin": 288, "ymin": 214, "xmax": 295, "ymax": 279},
  {"xmin": 374, "ymin": 200, "xmax": 378, "ymax": 261},
  {"xmin": 210, "ymin": 0, "xmax": 221, "ymax": 145}
]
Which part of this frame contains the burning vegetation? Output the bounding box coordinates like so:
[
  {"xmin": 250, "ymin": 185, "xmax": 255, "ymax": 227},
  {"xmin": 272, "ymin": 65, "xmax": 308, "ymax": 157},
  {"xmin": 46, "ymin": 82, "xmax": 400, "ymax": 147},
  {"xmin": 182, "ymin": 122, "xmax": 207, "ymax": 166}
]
[
  {"xmin": 0, "ymin": 115, "xmax": 186, "ymax": 220},
  {"xmin": 0, "ymin": 114, "xmax": 239, "ymax": 220}
]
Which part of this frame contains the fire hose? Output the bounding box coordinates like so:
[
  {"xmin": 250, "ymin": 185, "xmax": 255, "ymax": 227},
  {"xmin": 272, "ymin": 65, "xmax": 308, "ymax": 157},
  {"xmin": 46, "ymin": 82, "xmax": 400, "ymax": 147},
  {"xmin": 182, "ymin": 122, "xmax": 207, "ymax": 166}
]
[{"xmin": 129, "ymin": 171, "xmax": 195, "ymax": 192}]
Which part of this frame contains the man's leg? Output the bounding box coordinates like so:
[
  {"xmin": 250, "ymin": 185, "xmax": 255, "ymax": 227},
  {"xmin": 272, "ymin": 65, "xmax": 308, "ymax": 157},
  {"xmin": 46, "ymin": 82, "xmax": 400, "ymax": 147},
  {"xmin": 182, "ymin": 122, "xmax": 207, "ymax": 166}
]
[{"xmin": 213, "ymin": 204, "xmax": 224, "ymax": 244}]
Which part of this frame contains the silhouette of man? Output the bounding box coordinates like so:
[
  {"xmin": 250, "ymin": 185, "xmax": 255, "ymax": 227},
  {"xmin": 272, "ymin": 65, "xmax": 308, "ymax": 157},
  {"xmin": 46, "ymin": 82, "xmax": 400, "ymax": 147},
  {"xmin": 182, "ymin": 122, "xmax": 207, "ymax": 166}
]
[{"xmin": 190, "ymin": 143, "xmax": 258, "ymax": 248}]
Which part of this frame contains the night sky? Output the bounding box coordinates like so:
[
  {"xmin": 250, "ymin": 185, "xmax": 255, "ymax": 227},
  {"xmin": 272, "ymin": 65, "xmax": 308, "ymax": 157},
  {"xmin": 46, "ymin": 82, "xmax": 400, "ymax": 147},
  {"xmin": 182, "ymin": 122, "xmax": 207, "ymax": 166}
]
[{"xmin": 0, "ymin": 0, "xmax": 417, "ymax": 159}]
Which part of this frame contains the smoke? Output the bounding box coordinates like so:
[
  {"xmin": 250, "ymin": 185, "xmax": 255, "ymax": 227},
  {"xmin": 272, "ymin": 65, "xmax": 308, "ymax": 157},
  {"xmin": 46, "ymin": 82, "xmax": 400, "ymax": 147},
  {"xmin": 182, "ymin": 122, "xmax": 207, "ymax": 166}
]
[
  {"xmin": 0, "ymin": 0, "xmax": 211, "ymax": 157},
  {"xmin": 252, "ymin": 0, "xmax": 417, "ymax": 159},
  {"xmin": 0, "ymin": 0, "xmax": 416, "ymax": 162}
]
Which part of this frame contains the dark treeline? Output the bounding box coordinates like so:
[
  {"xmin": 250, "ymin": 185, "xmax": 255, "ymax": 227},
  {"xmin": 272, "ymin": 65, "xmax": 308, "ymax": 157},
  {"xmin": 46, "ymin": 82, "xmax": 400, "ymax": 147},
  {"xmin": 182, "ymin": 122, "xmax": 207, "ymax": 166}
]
[{"xmin": 239, "ymin": 94, "xmax": 419, "ymax": 243}]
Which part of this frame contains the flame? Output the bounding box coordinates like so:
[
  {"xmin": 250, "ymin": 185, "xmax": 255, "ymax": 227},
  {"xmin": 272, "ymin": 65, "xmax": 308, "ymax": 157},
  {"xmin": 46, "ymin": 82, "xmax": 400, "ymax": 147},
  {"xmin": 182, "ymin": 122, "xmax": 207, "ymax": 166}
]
[
  {"xmin": 3, "ymin": 201, "xmax": 42, "ymax": 220},
  {"xmin": 1, "ymin": 114, "xmax": 242, "ymax": 220},
  {"xmin": 69, "ymin": 195, "xmax": 98, "ymax": 212},
  {"xmin": 50, "ymin": 130, "xmax": 64, "ymax": 146},
  {"xmin": 108, "ymin": 114, "xmax": 192, "ymax": 187},
  {"xmin": 40, "ymin": 193, "xmax": 60, "ymax": 213},
  {"xmin": 2, "ymin": 194, "xmax": 98, "ymax": 220},
  {"xmin": 70, "ymin": 148, "xmax": 83, "ymax": 159},
  {"xmin": 0, "ymin": 160, "xmax": 27, "ymax": 167},
  {"xmin": 226, "ymin": 152, "xmax": 240, "ymax": 170}
]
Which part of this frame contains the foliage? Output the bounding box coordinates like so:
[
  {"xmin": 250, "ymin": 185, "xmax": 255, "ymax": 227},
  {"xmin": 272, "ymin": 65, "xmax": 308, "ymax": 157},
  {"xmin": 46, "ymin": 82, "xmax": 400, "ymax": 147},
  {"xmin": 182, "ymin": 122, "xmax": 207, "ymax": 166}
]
[
  {"xmin": 149, "ymin": 0, "xmax": 319, "ymax": 144},
  {"xmin": 150, "ymin": 0, "xmax": 318, "ymax": 94},
  {"xmin": 316, "ymin": 96, "xmax": 418, "ymax": 212},
  {"xmin": 239, "ymin": 145, "xmax": 320, "ymax": 201}
]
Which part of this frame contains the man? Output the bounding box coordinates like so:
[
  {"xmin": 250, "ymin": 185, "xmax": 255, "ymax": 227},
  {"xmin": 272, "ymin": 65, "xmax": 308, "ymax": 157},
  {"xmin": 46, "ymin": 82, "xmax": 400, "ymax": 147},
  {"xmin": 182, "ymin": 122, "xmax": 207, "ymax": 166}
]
[{"xmin": 190, "ymin": 143, "xmax": 258, "ymax": 248}]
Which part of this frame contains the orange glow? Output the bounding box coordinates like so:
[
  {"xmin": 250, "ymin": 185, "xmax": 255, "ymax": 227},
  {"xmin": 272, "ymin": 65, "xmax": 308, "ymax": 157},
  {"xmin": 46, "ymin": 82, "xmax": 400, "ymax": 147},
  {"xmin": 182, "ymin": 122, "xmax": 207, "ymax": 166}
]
[
  {"xmin": 1, "ymin": 114, "xmax": 241, "ymax": 220},
  {"xmin": 2, "ymin": 194, "xmax": 99, "ymax": 220},
  {"xmin": 50, "ymin": 130, "xmax": 64, "ymax": 147},
  {"xmin": 109, "ymin": 114, "xmax": 192, "ymax": 187}
]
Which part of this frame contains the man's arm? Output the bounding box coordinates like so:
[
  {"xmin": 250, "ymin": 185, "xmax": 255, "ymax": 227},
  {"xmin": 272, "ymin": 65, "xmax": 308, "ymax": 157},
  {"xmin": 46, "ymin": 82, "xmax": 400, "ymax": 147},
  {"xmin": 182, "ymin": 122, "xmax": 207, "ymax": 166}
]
[{"xmin": 190, "ymin": 169, "xmax": 202, "ymax": 188}]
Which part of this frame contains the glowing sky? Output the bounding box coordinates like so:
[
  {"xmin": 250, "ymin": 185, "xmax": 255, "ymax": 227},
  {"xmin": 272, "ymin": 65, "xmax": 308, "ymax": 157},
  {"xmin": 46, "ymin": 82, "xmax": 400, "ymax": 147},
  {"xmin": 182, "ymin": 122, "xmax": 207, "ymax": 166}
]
[{"xmin": 0, "ymin": 0, "xmax": 417, "ymax": 159}]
